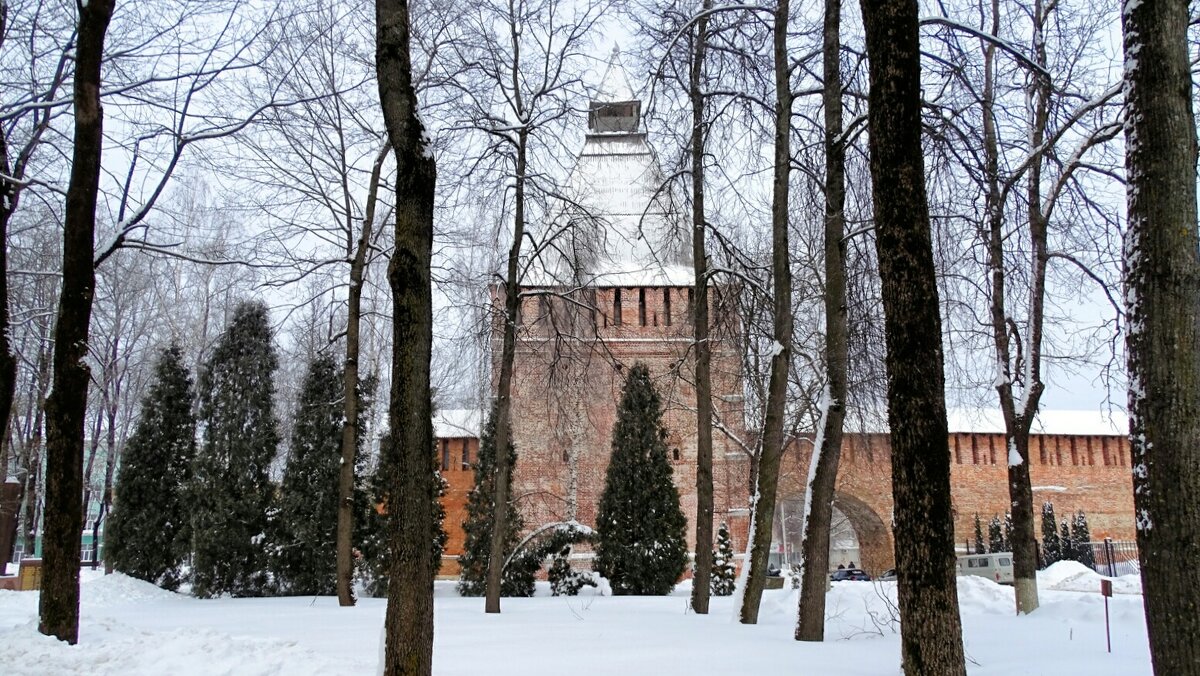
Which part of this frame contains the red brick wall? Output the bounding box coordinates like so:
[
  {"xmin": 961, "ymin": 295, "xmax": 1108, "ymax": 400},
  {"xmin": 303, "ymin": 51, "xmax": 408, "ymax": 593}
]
[
  {"xmin": 430, "ymin": 284, "xmax": 1137, "ymax": 579},
  {"xmin": 498, "ymin": 283, "xmax": 753, "ymax": 561},
  {"xmin": 434, "ymin": 436, "xmax": 477, "ymax": 576},
  {"xmin": 773, "ymin": 432, "xmax": 1135, "ymax": 573}
]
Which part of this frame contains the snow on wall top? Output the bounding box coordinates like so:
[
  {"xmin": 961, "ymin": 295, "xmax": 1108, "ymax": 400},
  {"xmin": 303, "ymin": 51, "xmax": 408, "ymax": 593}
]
[
  {"xmin": 946, "ymin": 408, "xmax": 1128, "ymax": 436},
  {"xmin": 841, "ymin": 407, "xmax": 1128, "ymax": 436},
  {"xmin": 434, "ymin": 408, "xmax": 483, "ymax": 439}
]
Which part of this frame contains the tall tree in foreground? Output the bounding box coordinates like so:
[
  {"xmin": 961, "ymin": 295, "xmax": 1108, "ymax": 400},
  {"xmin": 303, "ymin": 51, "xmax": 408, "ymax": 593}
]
[
  {"xmin": 688, "ymin": 0, "xmax": 716, "ymax": 616},
  {"xmin": 376, "ymin": 0, "xmax": 438, "ymax": 672},
  {"xmin": 38, "ymin": 0, "xmax": 116, "ymax": 644},
  {"xmin": 458, "ymin": 406, "xmax": 530, "ymax": 597},
  {"xmin": 1122, "ymin": 0, "xmax": 1200, "ymax": 671},
  {"xmin": 739, "ymin": 0, "xmax": 794, "ymax": 625},
  {"xmin": 191, "ymin": 301, "xmax": 280, "ymax": 598},
  {"xmin": 795, "ymin": 0, "xmax": 849, "ymax": 642},
  {"xmin": 106, "ymin": 345, "xmax": 196, "ymax": 590},
  {"xmin": 595, "ymin": 364, "xmax": 688, "ymax": 596},
  {"xmin": 275, "ymin": 353, "xmax": 344, "ymax": 596},
  {"xmin": 858, "ymin": 0, "xmax": 966, "ymax": 672}
]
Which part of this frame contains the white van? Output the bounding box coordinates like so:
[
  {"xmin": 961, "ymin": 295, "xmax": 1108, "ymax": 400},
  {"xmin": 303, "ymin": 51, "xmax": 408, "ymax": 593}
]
[{"xmin": 957, "ymin": 552, "xmax": 1014, "ymax": 585}]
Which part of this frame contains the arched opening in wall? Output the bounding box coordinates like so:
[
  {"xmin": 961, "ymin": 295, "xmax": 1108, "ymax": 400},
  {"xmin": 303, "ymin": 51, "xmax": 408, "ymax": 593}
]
[
  {"xmin": 832, "ymin": 491, "xmax": 893, "ymax": 575},
  {"xmin": 769, "ymin": 499, "xmax": 861, "ymax": 572},
  {"xmin": 767, "ymin": 492, "xmax": 892, "ymax": 575}
]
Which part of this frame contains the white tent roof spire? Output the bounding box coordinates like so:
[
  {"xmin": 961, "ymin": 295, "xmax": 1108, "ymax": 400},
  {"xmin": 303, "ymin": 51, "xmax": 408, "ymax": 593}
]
[{"xmin": 595, "ymin": 44, "xmax": 638, "ymax": 103}]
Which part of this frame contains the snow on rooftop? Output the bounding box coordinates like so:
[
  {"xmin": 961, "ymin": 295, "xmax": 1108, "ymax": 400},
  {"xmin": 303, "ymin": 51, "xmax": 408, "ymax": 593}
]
[{"xmin": 433, "ymin": 408, "xmax": 482, "ymax": 439}]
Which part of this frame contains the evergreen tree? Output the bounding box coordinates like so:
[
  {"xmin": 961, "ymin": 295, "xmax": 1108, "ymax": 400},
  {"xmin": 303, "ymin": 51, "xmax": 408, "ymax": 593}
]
[
  {"xmin": 456, "ymin": 405, "xmax": 531, "ymax": 597},
  {"xmin": 1040, "ymin": 502, "xmax": 1061, "ymax": 566},
  {"xmin": 972, "ymin": 513, "xmax": 986, "ymax": 554},
  {"xmin": 548, "ymin": 545, "xmax": 595, "ymax": 596},
  {"xmin": 106, "ymin": 345, "xmax": 196, "ymax": 591},
  {"xmin": 362, "ymin": 430, "xmax": 448, "ymax": 597},
  {"xmin": 272, "ymin": 353, "xmax": 344, "ymax": 595},
  {"xmin": 595, "ymin": 363, "xmax": 688, "ymax": 595},
  {"xmin": 1071, "ymin": 511, "xmax": 1095, "ymax": 570},
  {"xmin": 1003, "ymin": 513, "xmax": 1013, "ymax": 553},
  {"xmin": 988, "ymin": 516, "xmax": 1004, "ymax": 554},
  {"xmin": 711, "ymin": 521, "xmax": 736, "ymax": 597},
  {"xmin": 190, "ymin": 301, "xmax": 281, "ymax": 598},
  {"xmin": 1060, "ymin": 519, "xmax": 1074, "ymax": 562}
]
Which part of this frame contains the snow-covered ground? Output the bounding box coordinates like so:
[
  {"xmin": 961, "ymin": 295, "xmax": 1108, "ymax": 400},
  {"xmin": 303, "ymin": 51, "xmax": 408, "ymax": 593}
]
[{"xmin": 0, "ymin": 562, "xmax": 1150, "ymax": 675}]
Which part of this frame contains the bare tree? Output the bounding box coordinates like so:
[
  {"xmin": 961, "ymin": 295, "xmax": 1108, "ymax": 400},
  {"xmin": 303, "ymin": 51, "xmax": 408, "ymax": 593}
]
[
  {"xmin": 739, "ymin": 0, "xmax": 794, "ymax": 625},
  {"xmin": 1122, "ymin": 0, "xmax": 1200, "ymax": 672},
  {"xmin": 39, "ymin": 0, "xmax": 115, "ymax": 644},
  {"xmin": 686, "ymin": 0, "xmax": 717, "ymax": 617},
  {"xmin": 376, "ymin": 0, "xmax": 438, "ymax": 672},
  {"xmin": 858, "ymin": 0, "xmax": 966, "ymax": 672},
  {"xmin": 440, "ymin": 0, "xmax": 606, "ymax": 615},
  {"xmin": 796, "ymin": 0, "xmax": 848, "ymax": 640},
  {"xmin": 918, "ymin": 0, "xmax": 1121, "ymax": 615}
]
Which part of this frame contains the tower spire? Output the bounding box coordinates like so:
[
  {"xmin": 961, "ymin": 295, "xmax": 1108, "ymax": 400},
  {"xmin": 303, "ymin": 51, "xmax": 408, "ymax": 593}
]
[{"xmin": 589, "ymin": 44, "xmax": 640, "ymax": 133}]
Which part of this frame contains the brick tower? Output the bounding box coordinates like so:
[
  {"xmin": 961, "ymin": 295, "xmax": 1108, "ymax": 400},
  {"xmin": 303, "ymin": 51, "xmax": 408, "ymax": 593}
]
[{"xmin": 495, "ymin": 48, "xmax": 752, "ymax": 558}]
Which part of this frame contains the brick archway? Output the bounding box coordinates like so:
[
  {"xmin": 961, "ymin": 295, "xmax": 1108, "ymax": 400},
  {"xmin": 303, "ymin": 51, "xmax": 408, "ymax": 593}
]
[{"xmin": 832, "ymin": 491, "xmax": 893, "ymax": 574}]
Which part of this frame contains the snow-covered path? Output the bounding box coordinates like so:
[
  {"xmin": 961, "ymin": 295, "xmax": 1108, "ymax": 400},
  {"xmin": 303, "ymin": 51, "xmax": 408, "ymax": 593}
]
[{"xmin": 0, "ymin": 564, "xmax": 1151, "ymax": 675}]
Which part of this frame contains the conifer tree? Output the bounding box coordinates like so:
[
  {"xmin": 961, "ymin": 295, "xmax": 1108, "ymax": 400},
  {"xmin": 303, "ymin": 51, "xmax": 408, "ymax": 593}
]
[
  {"xmin": 1003, "ymin": 513, "xmax": 1013, "ymax": 552},
  {"xmin": 106, "ymin": 345, "xmax": 196, "ymax": 591},
  {"xmin": 595, "ymin": 363, "xmax": 688, "ymax": 595},
  {"xmin": 973, "ymin": 514, "xmax": 986, "ymax": 554},
  {"xmin": 548, "ymin": 545, "xmax": 595, "ymax": 596},
  {"xmin": 1060, "ymin": 519, "xmax": 1074, "ymax": 562},
  {"xmin": 362, "ymin": 430, "xmax": 448, "ymax": 597},
  {"xmin": 1071, "ymin": 512, "xmax": 1095, "ymax": 569},
  {"xmin": 190, "ymin": 301, "xmax": 281, "ymax": 598},
  {"xmin": 457, "ymin": 406, "xmax": 531, "ymax": 597},
  {"xmin": 711, "ymin": 521, "xmax": 736, "ymax": 596},
  {"xmin": 273, "ymin": 353, "xmax": 344, "ymax": 595},
  {"xmin": 1041, "ymin": 502, "xmax": 1061, "ymax": 566},
  {"xmin": 988, "ymin": 516, "xmax": 1004, "ymax": 554}
]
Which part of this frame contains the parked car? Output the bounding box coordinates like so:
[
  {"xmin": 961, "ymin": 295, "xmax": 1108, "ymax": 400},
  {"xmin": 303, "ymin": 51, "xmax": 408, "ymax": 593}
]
[
  {"xmin": 956, "ymin": 552, "xmax": 1014, "ymax": 585},
  {"xmin": 830, "ymin": 568, "xmax": 871, "ymax": 582},
  {"xmin": 878, "ymin": 568, "xmax": 897, "ymax": 581}
]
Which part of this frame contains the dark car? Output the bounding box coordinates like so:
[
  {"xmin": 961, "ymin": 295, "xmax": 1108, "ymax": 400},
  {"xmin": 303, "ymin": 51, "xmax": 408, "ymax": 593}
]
[{"xmin": 830, "ymin": 568, "xmax": 871, "ymax": 582}]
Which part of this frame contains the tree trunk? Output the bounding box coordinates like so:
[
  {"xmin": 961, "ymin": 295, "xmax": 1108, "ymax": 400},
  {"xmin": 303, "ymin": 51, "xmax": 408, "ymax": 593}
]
[
  {"xmin": 81, "ymin": 399, "xmax": 105, "ymax": 528},
  {"xmin": 485, "ymin": 129, "xmax": 527, "ymax": 615},
  {"xmin": 858, "ymin": 0, "xmax": 966, "ymax": 672},
  {"xmin": 980, "ymin": 0, "xmax": 1044, "ymax": 615},
  {"xmin": 0, "ymin": 202, "xmax": 17, "ymax": 505},
  {"xmin": 796, "ymin": 0, "xmax": 847, "ymax": 640},
  {"xmin": 689, "ymin": 0, "xmax": 714, "ymax": 616},
  {"xmin": 376, "ymin": 0, "xmax": 437, "ymax": 673},
  {"xmin": 0, "ymin": 3, "xmax": 27, "ymax": 494},
  {"xmin": 1122, "ymin": 0, "xmax": 1200, "ymax": 672},
  {"xmin": 97, "ymin": 391, "xmax": 120, "ymax": 570},
  {"xmin": 21, "ymin": 340, "xmax": 51, "ymax": 562},
  {"xmin": 739, "ymin": 0, "xmax": 793, "ymax": 625},
  {"xmin": 337, "ymin": 142, "xmax": 389, "ymax": 607},
  {"xmin": 39, "ymin": 0, "xmax": 115, "ymax": 645}
]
